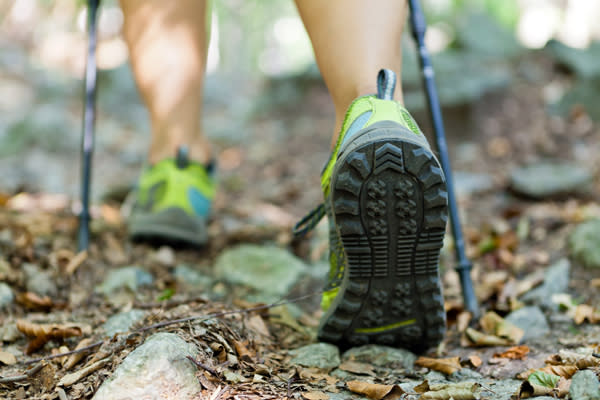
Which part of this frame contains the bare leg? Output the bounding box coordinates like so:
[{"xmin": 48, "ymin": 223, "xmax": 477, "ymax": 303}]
[
  {"xmin": 295, "ymin": 0, "xmax": 408, "ymax": 144},
  {"xmin": 120, "ymin": 0, "xmax": 211, "ymax": 164}
]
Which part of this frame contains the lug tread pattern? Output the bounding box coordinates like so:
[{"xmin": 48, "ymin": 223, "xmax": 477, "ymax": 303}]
[{"xmin": 318, "ymin": 125, "xmax": 449, "ymax": 351}]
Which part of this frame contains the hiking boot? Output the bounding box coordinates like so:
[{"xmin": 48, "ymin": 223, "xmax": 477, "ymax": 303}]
[
  {"xmin": 295, "ymin": 69, "xmax": 448, "ymax": 350},
  {"xmin": 128, "ymin": 147, "xmax": 216, "ymax": 246}
]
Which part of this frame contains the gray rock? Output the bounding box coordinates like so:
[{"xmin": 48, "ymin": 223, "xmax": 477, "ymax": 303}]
[
  {"xmin": 521, "ymin": 258, "xmax": 570, "ymax": 308},
  {"xmin": 174, "ymin": 265, "xmax": 213, "ymax": 289},
  {"xmin": 424, "ymin": 371, "xmax": 447, "ymax": 382},
  {"xmin": 289, "ymin": 343, "xmax": 340, "ymax": 369},
  {"xmin": 546, "ymin": 40, "xmax": 600, "ymax": 79},
  {"xmin": 486, "ymin": 379, "xmax": 524, "ymax": 400},
  {"xmin": 570, "ymin": 370, "xmax": 600, "ymax": 400},
  {"xmin": 214, "ymin": 245, "xmax": 306, "ymax": 296},
  {"xmin": 102, "ymin": 310, "xmax": 146, "ymax": 337},
  {"xmin": 96, "ymin": 266, "xmax": 154, "ymax": 295},
  {"xmin": 570, "ymin": 220, "xmax": 600, "ymax": 269},
  {"xmin": 453, "ymin": 171, "xmax": 494, "ymax": 197},
  {"xmin": 510, "ymin": 162, "xmax": 593, "ymax": 198},
  {"xmin": 93, "ymin": 333, "xmax": 200, "ymax": 400},
  {"xmin": 342, "ymin": 344, "xmax": 416, "ymax": 370},
  {"xmin": 450, "ymin": 368, "xmax": 483, "ymax": 381},
  {"xmin": 505, "ymin": 306, "xmax": 549, "ymax": 341},
  {"xmin": 23, "ymin": 263, "xmax": 57, "ymax": 296},
  {"xmin": 0, "ymin": 282, "xmax": 14, "ymax": 307}
]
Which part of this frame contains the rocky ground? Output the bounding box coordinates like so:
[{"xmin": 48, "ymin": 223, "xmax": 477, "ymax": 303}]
[{"xmin": 2, "ymin": 14, "xmax": 600, "ymax": 400}]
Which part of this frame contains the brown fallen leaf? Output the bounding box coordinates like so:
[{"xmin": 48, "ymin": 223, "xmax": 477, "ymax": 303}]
[
  {"xmin": 16, "ymin": 320, "xmax": 84, "ymax": 354},
  {"xmin": 494, "ymin": 345, "xmax": 530, "ymax": 360},
  {"xmin": 479, "ymin": 311, "xmax": 523, "ymax": 344},
  {"xmin": 346, "ymin": 380, "xmax": 405, "ymax": 400},
  {"xmin": 15, "ymin": 292, "xmax": 53, "ymax": 311},
  {"xmin": 518, "ymin": 381, "xmax": 554, "ymax": 398},
  {"xmin": 574, "ymin": 304, "xmax": 600, "ymax": 324},
  {"xmin": 299, "ymin": 368, "xmax": 338, "ymax": 386},
  {"xmin": 517, "ymin": 365, "xmax": 578, "ymax": 380},
  {"xmin": 415, "ymin": 356, "xmax": 462, "ymax": 375},
  {"xmin": 233, "ymin": 340, "xmax": 253, "ymax": 363},
  {"xmin": 0, "ymin": 350, "xmax": 17, "ymax": 365},
  {"xmin": 64, "ymin": 338, "xmax": 94, "ymax": 370},
  {"xmin": 464, "ymin": 327, "xmax": 512, "ymax": 346},
  {"xmin": 556, "ymin": 377, "xmax": 571, "ymax": 398},
  {"xmin": 457, "ymin": 311, "xmax": 472, "ymax": 332},
  {"xmin": 547, "ymin": 349, "xmax": 600, "ymax": 369},
  {"xmin": 415, "ymin": 380, "xmax": 480, "ymax": 400},
  {"xmin": 338, "ymin": 361, "xmax": 375, "ymax": 376},
  {"xmin": 302, "ymin": 391, "xmax": 330, "ymax": 400},
  {"xmin": 65, "ymin": 250, "xmax": 87, "ymax": 276},
  {"xmin": 466, "ymin": 355, "xmax": 482, "ymax": 368}
]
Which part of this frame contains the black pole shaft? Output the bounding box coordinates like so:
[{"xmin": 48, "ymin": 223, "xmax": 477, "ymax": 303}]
[
  {"xmin": 78, "ymin": 0, "xmax": 100, "ymax": 251},
  {"xmin": 407, "ymin": 0, "xmax": 479, "ymax": 316}
]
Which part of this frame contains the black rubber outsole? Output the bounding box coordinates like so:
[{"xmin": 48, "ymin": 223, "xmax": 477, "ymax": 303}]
[{"xmin": 318, "ymin": 122, "xmax": 448, "ymax": 351}]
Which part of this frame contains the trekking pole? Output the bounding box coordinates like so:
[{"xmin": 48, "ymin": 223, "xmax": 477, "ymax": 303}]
[
  {"xmin": 77, "ymin": 0, "xmax": 101, "ymax": 251},
  {"xmin": 407, "ymin": 0, "xmax": 479, "ymax": 317}
]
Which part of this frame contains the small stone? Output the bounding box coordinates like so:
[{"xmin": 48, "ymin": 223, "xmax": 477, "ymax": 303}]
[
  {"xmin": 152, "ymin": 246, "xmax": 175, "ymax": 267},
  {"xmin": 102, "ymin": 310, "xmax": 146, "ymax": 337},
  {"xmin": 510, "ymin": 161, "xmax": 593, "ymax": 198},
  {"xmin": 453, "ymin": 171, "xmax": 494, "ymax": 197},
  {"xmin": 223, "ymin": 370, "xmax": 242, "ymax": 384},
  {"xmin": 570, "ymin": 370, "xmax": 600, "ymax": 400},
  {"xmin": 342, "ymin": 344, "xmax": 416, "ymax": 370},
  {"xmin": 487, "ymin": 379, "xmax": 524, "ymax": 400},
  {"xmin": 0, "ymin": 323, "xmax": 20, "ymax": 342},
  {"xmin": 450, "ymin": 368, "xmax": 483, "ymax": 381},
  {"xmin": 569, "ymin": 219, "xmax": 600, "ymax": 269},
  {"xmin": 0, "ymin": 282, "xmax": 14, "ymax": 307},
  {"xmin": 289, "ymin": 343, "xmax": 340, "ymax": 370},
  {"xmin": 424, "ymin": 371, "xmax": 447, "ymax": 382},
  {"xmin": 214, "ymin": 245, "xmax": 306, "ymax": 296},
  {"xmin": 174, "ymin": 265, "xmax": 213, "ymax": 289},
  {"xmin": 505, "ymin": 306, "xmax": 549, "ymax": 341},
  {"xmin": 96, "ymin": 266, "xmax": 154, "ymax": 295},
  {"xmin": 23, "ymin": 263, "xmax": 57, "ymax": 296},
  {"xmin": 521, "ymin": 258, "xmax": 570, "ymax": 308},
  {"xmin": 93, "ymin": 333, "xmax": 200, "ymax": 400}
]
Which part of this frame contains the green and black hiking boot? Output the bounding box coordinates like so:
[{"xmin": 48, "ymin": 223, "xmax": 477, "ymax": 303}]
[
  {"xmin": 128, "ymin": 147, "xmax": 216, "ymax": 246},
  {"xmin": 295, "ymin": 69, "xmax": 448, "ymax": 350}
]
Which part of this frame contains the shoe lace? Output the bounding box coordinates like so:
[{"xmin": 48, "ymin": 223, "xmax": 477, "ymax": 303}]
[{"xmin": 292, "ymin": 203, "xmax": 326, "ymax": 238}]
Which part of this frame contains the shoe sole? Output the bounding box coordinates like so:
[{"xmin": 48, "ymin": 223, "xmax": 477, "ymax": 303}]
[
  {"xmin": 129, "ymin": 207, "xmax": 208, "ymax": 247},
  {"xmin": 318, "ymin": 121, "xmax": 448, "ymax": 351}
]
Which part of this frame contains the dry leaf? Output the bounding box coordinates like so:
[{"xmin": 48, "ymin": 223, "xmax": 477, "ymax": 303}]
[
  {"xmin": 338, "ymin": 361, "xmax": 375, "ymax": 376},
  {"xmin": 15, "ymin": 292, "xmax": 53, "ymax": 311},
  {"xmin": 416, "ymin": 380, "xmax": 480, "ymax": 400},
  {"xmin": 65, "ymin": 250, "xmax": 87, "ymax": 275},
  {"xmin": 58, "ymin": 357, "xmax": 111, "ymax": 387},
  {"xmin": 518, "ymin": 381, "xmax": 554, "ymax": 398},
  {"xmin": 299, "ymin": 368, "xmax": 338, "ymax": 386},
  {"xmin": 457, "ymin": 311, "xmax": 472, "ymax": 332},
  {"xmin": 0, "ymin": 350, "xmax": 17, "ymax": 365},
  {"xmin": 518, "ymin": 365, "xmax": 578, "ymax": 380},
  {"xmin": 556, "ymin": 377, "xmax": 571, "ymax": 398},
  {"xmin": 493, "ymin": 345, "xmax": 529, "ymax": 360},
  {"xmin": 547, "ymin": 349, "xmax": 600, "ymax": 369},
  {"xmin": 574, "ymin": 304, "xmax": 600, "ymax": 324},
  {"xmin": 16, "ymin": 320, "xmax": 84, "ymax": 354},
  {"xmin": 233, "ymin": 340, "xmax": 253, "ymax": 363},
  {"xmin": 64, "ymin": 338, "xmax": 94, "ymax": 370},
  {"xmin": 302, "ymin": 391, "xmax": 329, "ymax": 400},
  {"xmin": 245, "ymin": 314, "xmax": 271, "ymax": 337},
  {"xmin": 468, "ymin": 355, "xmax": 482, "ymax": 368},
  {"xmin": 346, "ymin": 380, "xmax": 405, "ymax": 400},
  {"xmin": 415, "ymin": 356, "xmax": 462, "ymax": 375},
  {"xmin": 479, "ymin": 312, "xmax": 524, "ymax": 344},
  {"xmin": 464, "ymin": 327, "xmax": 512, "ymax": 346}
]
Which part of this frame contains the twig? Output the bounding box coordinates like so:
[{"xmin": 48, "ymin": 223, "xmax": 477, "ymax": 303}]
[
  {"xmin": 0, "ymin": 361, "xmax": 46, "ymax": 384},
  {"xmin": 20, "ymin": 291, "xmax": 321, "ymax": 366},
  {"xmin": 186, "ymin": 355, "xmax": 219, "ymax": 377},
  {"xmin": 58, "ymin": 357, "xmax": 110, "ymax": 387},
  {"xmin": 134, "ymin": 291, "xmax": 321, "ymax": 333},
  {"xmin": 22, "ymin": 340, "xmax": 104, "ymax": 365}
]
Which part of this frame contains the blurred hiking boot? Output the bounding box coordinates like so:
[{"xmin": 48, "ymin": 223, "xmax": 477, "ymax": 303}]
[
  {"xmin": 295, "ymin": 69, "xmax": 448, "ymax": 350},
  {"xmin": 128, "ymin": 147, "xmax": 216, "ymax": 246}
]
